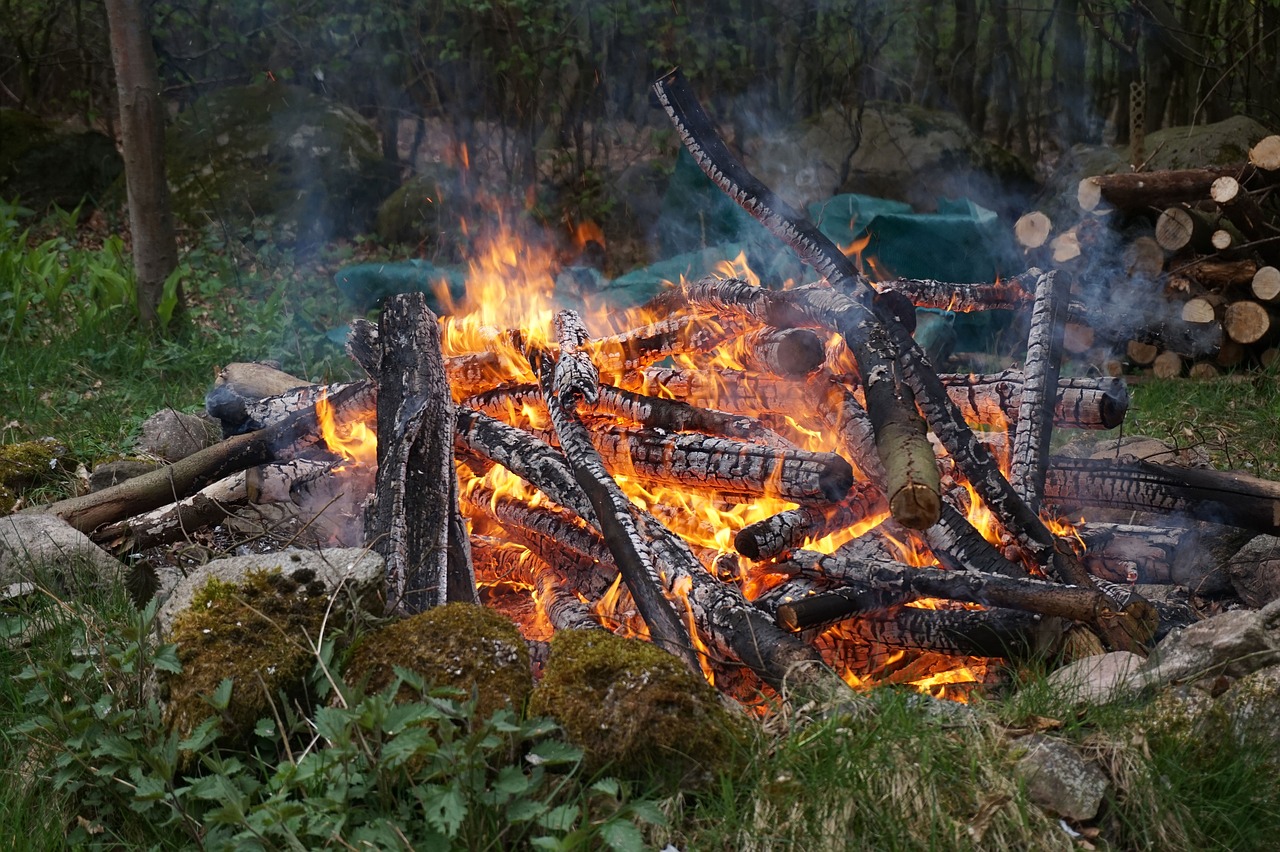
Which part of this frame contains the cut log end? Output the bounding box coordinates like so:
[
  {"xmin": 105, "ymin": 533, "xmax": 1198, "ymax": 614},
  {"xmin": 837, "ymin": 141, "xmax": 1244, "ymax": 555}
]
[
  {"xmin": 1015, "ymin": 211, "xmax": 1052, "ymax": 249},
  {"xmin": 888, "ymin": 484, "xmax": 943, "ymax": 531}
]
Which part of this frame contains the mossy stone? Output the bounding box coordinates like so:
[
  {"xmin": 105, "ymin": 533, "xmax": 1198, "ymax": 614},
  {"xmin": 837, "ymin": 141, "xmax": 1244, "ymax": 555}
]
[
  {"xmin": 163, "ymin": 568, "xmax": 331, "ymax": 743},
  {"xmin": 529, "ymin": 631, "xmax": 744, "ymax": 787},
  {"xmin": 345, "ymin": 603, "xmax": 532, "ymax": 718},
  {"xmin": 0, "ymin": 438, "xmax": 69, "ymax": 510},
  {"xmin": 375, "ymin": 164, "xmax": 463, "ymax": 248}
]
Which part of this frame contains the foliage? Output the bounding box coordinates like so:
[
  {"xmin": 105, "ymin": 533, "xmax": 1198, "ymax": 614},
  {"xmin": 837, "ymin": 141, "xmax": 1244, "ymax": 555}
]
[{"xmin": 4, "ymin": 586, "xmax": 666, "ymax": 850}]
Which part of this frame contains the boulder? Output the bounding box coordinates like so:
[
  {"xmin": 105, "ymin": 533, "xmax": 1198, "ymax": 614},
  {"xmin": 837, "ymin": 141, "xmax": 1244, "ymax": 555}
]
[
  {"xmin": 166, "ymin": 83, "xmax": 399, "ymax": 248},
  {"xmin": 374, "ymin": 163, "xmax": 463, "ymax": 248},
  {"xmin": 1012, "ymin": 734, "xmax": 1110, "ymax": 821},
  {"xmin": 0, "ymin": 109, "xmax": 122, "ymax": 213},
  {"xmin": 137, "ymin": 409, "xmax": 221, "ymax": 463},
  {"xmin": 1135, "ymin": 598, "xmax": 1280, "ymax": 688},
  {"xmin": 1217, "ymin": 663, "xmax": 1280, "ymax": 758},
  {"xmin": 159, "ymin": 549, "xmax": 384, "ymax": 745},
  {"xmin": 88, "ymin": 458, "xmax": 163, "ymax": 492},
  {"xmin": 1227, "ymin": 535, "xmax": 1280, "ymax": 608},
  {"xmin": 344, "ymin": 603, "xmax": 532, "ymax": 718},
  {"xmin": 1046, "ymin": 651, "xmax": 1146, "ymax": 707},
  {"xmin": 0, "ymin": 513, "xmax": 121, "ymax": 589},
  {"xmin": 743, "ymin": 102, "xmax": 1036, "ymax": 218},
  {"xmin": 528, "ymin": 630, "xmax": 743, "ymax": 787}
]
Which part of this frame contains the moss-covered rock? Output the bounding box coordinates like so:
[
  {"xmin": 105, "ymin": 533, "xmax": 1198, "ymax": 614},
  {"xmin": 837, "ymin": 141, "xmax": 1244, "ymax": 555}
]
[
  {"xmin": 344, "ymin": 603, "xmax": 532, "ymax": 718},
  {"xmin": 0, "ymin": 438, "xmax": 69, "ymax": 512},
  {"xmin": 0, "ymin": 109, "xmax": 122, "ymax": 213},
  {"xmin": 162, "ymin": 567, "xmax": 333, "ymax": 743},
  {"xmin": 375, "ymin": 164, "xmax": 464, "ymax": 248},
  {"xmin": 529, "ymin": 631, "xmax": 744, "ymax": 787},
  {"xmin": 165, "ymin": 82, "xmax": 399, "ymax": 248}
]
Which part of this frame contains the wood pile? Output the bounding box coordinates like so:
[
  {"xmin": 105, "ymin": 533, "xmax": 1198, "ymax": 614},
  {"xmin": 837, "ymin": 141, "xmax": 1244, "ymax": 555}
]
[{"xmin": 1014, "ymin": 135, "xmax": 1280, "ymax": 376}]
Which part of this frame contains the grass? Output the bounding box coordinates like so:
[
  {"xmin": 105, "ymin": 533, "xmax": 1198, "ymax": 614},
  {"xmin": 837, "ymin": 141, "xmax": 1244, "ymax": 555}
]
[{"xmin": 2, "ymin": 208, "xmax": 1280, "ymax": 848}]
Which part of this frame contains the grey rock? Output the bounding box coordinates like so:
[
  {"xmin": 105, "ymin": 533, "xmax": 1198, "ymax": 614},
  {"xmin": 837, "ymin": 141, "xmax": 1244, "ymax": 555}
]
[
  {"xmin": 0, "ymin": 513, "xmax": 121, "ymax": 587},
  {"xmin": 137, "ymin": 409, "xmax": 220, "ymax": 463},
  {"xmin": 89, "ymin": 458, "xmax": 163, "ymax": 492},
  {"xmin": 1046, "ymin": 651, "xmax": 1146, "ymax": 706},
  {"xmin": 1217, "ymin": 663, "xmax": 1280, "ymax": 758},
  {"xmin": 158, "ymin": 548, "xmax": 385, "ymax": 636},
  {"xmin": 1013, "ymin": 734, "xmax": 1110, "ymax": 821},
  {"xmin": 1227, "ymin": 535, "xmax": 1280, "ymax": 608},
  {"xmin": 1135, "ymin": 598, "xmax": 1280, "ymax": 688}
]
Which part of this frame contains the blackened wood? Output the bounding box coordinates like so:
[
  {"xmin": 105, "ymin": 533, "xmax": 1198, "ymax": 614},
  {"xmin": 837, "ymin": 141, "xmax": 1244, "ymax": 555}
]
[
  {"xmin": 1044, "ymin": 456, "xmax": 1280, "ymax": 535},
  {"xmin": 459, "ymin": 482, "xmax": 616, "ymax": 597},
  {"xmin": 625, "ymin": 366, "xmax": 809, "ymax": 417},
  {"xmin": 734, "ymin": 326, "xmax": 827, "ymax": 376},
  {"xmin": 346, "ymin": 318, "xmax": 381, "ymax": 376},
  {"xmin": 470, "ymin": 535, "xmax": 605, "ymax": 632},
  {"xmin": 924, "ymin": 500, "xmax": 1027, "ymax": 578},
  {"xmin": 877, "ymin": 269, "xmax": 1040, "ymax": 312},
  {"xmin": 678, "ymin": 276, "xmax": 941, "ymax": 526},
  {"xmin": 734, "ymin": 485, "xmax": 889, "ymax": 561},
  {"xmin": 761, "ymin": 578, "xmax": 913, "ymax": 632},
  {"xmin": 591, "ymin": 385, "xmax": 791, "ymax": 446},
  {"xmin": 653, "ymin": 70, "xmax": 939, "ymax": 531},
  {"xmin": 368, "ymin": 293, "xmax": 475, "ymax": 614},
  {"xmin": 940, "ymin": 372, "xmax": 1129, "ymax": 430},
  {"xmin": 204, "ymin": 362, "xmax": 312, "ymax": 434},
  {"xmin": 533, "ymin": 346, "xmax": 701, "ymax": 674},
  {"xmin": 40, "ymin": 382, "xmax": 369, "ymax": 534},
  {"xmin": 444, "ymin": 350, "xmax": 525, "ymax": 397},
  {"xmin": 840, "ymin": 606, "xmax": 1050, "ymax": 657},
  {"xmin": 561, "ymin": 424, "xmax": 854, "ymax": 503},
  {"xmin": 590, "ymin": 314, "xmax": 739, "ymax": 374},
  {"xmin": 235, "ymin": 381, "xmax": 372, "ymax": 433},
  {"xmin": 552, "ymin": 310, "xmax": 599, "ymax": 405},
  {"xmin": 1226, "ymin": 535, "xmax": 1280, "ymax": 608},
  {"xmin": 1009, "ymin": 270, "xmax": 1069, "ymax": 514}
]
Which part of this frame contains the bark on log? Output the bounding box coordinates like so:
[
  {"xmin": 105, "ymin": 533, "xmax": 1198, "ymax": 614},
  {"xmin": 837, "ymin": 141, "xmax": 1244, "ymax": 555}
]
[
  {"xmin": 204, "ymin": 362, "xmax": 313, "ymax": 434},
  {"xmin": 532, "ymin": 338, "xmax": 701, "ymax": 675},
  {"xmin": 470, "ymin": 536, "xmax": 606, "ymax": 633},
  {"xmin": 1079, "ymin": 166, "xmax": 1256, "ymax": 212},
  {"xmin": 734, "ymin": 485, "xmax": 890, "ymax": 561},
  {"xmin": 235, "ymin": 381, "xmax": 371, "ymax": 433},
  {"xmin": 1009, "ymin": 270, "xmax": 1069, "ymax": 514},
  {"xmin": 837, "ymin": 606, "xmax": 1053, "ymax": 657},
  {"xmin": 1155, "ymin": 207, "xmax": 1212, "ymax": 253},
  {"xmin": 38, "ymin": 383, "xmax": 371, "ymax": 534},
  {"xmin": 1045, "ymin": 456, "xmax": 1280, "ymax": 535},
  {"xmin": 876, "ymin": 269, "xmax": 1040, "ymax": 312},
  {"xmin": 368, "ymin": 293, "xmax": 475, "ymax": 613}
]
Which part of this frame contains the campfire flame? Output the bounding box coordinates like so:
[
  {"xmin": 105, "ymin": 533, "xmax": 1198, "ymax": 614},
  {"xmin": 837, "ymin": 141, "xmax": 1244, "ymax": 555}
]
[{"xmin": 308, "ymin": 213, "xmax": 1090, "ymax": 707}]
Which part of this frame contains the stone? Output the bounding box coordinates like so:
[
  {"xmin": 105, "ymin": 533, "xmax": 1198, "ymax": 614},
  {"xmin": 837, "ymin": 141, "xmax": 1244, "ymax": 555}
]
[
  {"xmin": 1012, "ymin": 734, "xmax": 1110, "ymax": 821},
  {"xmin": 158, "ymin": 549, "xmax": 385, "ymax": 747},
  {"xmin": 743, "ymin": 102, "xmax": 1035, "ymax": 218},
  {"xmin": 0, "ymin": 438, "xmax": 69, "ymax": 512},
  {"xmin": 374, "ymin": 164, "xmax": 463, "ymax": 248},
  {"xmin": 344, "ymin": 603, "xmax": 532, "ymax": 719},
  {"xmin": 1046, "ymin": 651, "xmax": 1146, "ymax": 706},
  {"xmin": 1134, "ymin": 598, "xmax": 1280, "ymax": 689},
  {"xmin": 89, "ymin": 458, "xmax": 163, "ymax": 492},
  {"xmin": 158, "ymin": 548, "xmax": 384, "ymax": 635},
  {"xmin": 1217, "ymin": 663, "xmax": 1280, "ymax": 758},
  {"xmin": 165, "ymin": 83, "xmax": 399, "ymax": 248},
  {"xmin": 1227, "ymin": 535, "xmax": 1280, "ymax": 608},
  {"xmin": 0, "ymin": 109, "xmax": 123, "ymax": 213},
  {"xmin": 137, "ymin": 409, "xmax": 221, "ymax": 462},
  {"xmin": 0, "ymin": 513, "xmax": 121, "ymax": 588},
  {"xmin": 528, "ymin": 630, "xmax": 744, "ymax": 788}
]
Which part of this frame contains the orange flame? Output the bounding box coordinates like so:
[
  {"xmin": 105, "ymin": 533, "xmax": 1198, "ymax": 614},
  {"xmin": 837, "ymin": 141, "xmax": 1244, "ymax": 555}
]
[{"xmin": 316, "ymin": 393, "xmax": 377, "ymax": 469}]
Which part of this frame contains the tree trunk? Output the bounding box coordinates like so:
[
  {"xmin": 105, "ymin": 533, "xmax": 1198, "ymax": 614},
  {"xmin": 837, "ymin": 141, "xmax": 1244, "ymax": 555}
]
[{"xmin": 104, "ymin": 0, "xmax": 180, "ymax": 326}]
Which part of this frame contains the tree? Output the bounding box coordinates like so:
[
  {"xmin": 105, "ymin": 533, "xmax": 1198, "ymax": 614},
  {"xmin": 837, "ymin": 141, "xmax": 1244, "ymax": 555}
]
[{"xmin": 104, "ymin": 0, "xmax": 180, "ymax": 326}]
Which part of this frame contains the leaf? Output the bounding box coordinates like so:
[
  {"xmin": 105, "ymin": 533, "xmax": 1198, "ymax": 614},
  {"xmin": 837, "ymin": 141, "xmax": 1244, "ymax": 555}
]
[
  {"xmin": 205, "ymin": 677, "xmax": 234, "ymax": 711},
  {"xmin": 599, "ymin": 818, "xmax": 646, "ymax": 852},
  {"xmin": 417, "ymin": 782, "xmax": 467, "ymax": 837},
  {"xmin": 313, "ymin": 705, "xmax": 355, "ymax": 745},
  {"xmin": 507, "ymin": 798, "xmax": 546, "ymax": 823},
  {"xmin": 152, "ymin": 643, "xmax": 182, "ymax": 674},
  {"xmin": 536, "ymin": 803, "xmax": 579, "ymax": 833},
  {"xmin": 178, "ymin": 716, "xmax": 221, "ymax": 752},
  {"xmin": 526, "ymin": 739, "xmax": 582, "ymax": 767},
  {"xmin": 381, "ymin": 727, "xmax": 435, "ymax": 770},
  {"xmin": 492, "ymin": 764, "xmax": 532, "ymax": 797},
  {"xmin": 253, "ymin": 718, "xmax": 276, "ymax": 738},
  {"xmin": 626, "ymin": 800, "xmax": 668, "ymax": 827},
  {"xmin": 590, "ymin": 777, "xmax": 621, "ymax": 799}
]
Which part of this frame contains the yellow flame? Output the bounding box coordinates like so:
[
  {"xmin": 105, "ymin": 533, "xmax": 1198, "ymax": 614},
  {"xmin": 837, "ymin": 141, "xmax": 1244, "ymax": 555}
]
[{"xmin": 316, "ymin": 392, "xmax": 377, "ymax": 468}]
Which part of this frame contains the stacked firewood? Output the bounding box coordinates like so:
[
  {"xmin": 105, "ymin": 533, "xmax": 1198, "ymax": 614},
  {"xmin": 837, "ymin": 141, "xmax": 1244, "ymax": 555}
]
[{"xmin": 1015, "ymin": 135, "xmax": 1280, "ymax": 376}]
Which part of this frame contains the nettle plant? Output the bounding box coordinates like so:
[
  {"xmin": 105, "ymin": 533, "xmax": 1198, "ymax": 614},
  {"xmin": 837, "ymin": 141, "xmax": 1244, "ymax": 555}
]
[{"xmin": 8, "ymin": 596, "xmax": 664, "ymax": 850}]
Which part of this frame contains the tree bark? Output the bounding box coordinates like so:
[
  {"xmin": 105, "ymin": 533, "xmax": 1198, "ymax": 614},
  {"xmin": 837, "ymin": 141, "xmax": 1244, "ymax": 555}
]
[{"xmin": 104, "ymin": 0, "xmax": 180, "ymax": 325}]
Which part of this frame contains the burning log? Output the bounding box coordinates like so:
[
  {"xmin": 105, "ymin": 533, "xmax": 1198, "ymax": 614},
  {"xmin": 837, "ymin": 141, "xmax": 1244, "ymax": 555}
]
[
  {"xmin": 204, "ymin": 362, "xmax": 313, "ymax": 434},
  {"xmin": 940, "ymin": 372, "xmax": 1129, "ymax": 431},
  {"xmin": 1044, "ymin": 456, "xmax": 1280, "ymax": 536},
  {"xmin": 733, "ymin": 486, "xmax": 888, "ymax": 561},
  {"xmin": 40, "ymin": 382, "xmax": 372, "ymax": 534},
  {"xmin": 653, "ymin": 70, "xmax": 941, "ymax": 531},
  {"xmin": 836, "ymin": 606, "xmax": 1053, "ymax": 658},
  {"xmin": 777, "ymin": 564, "xmax": 1155, "ymax": 645},
  {"xmin": 1078, "ymin": 522, "xmax": 1257, "ymax": 587},
  {"xmin": 590, "ymin": 314, "xmax": 825, "ymax": 377},
  {"xmin": 560, "ymin": 423, "xmax": 854, "ymax": 504},
  {"xmin": 470, "ymin": 536, "xmax": 606, "ymax": 633},
  {"xmin": 755, "ymin": 576, "xmax": 912, "ymax": 631},
  {"xmin": 530, "ymin": 312, "xmax": 701, "ymax": 674},
  {"xmin": 1009, "ymin": 270, "xmax": 1069, "ymax": 513},
  {"xmin": 877, "ymin": 269, "xmax": 1040, "ymax": 312},
  {"xmin": 367, "ymin": 293, "xmax": 475, "ymax": 613}
]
